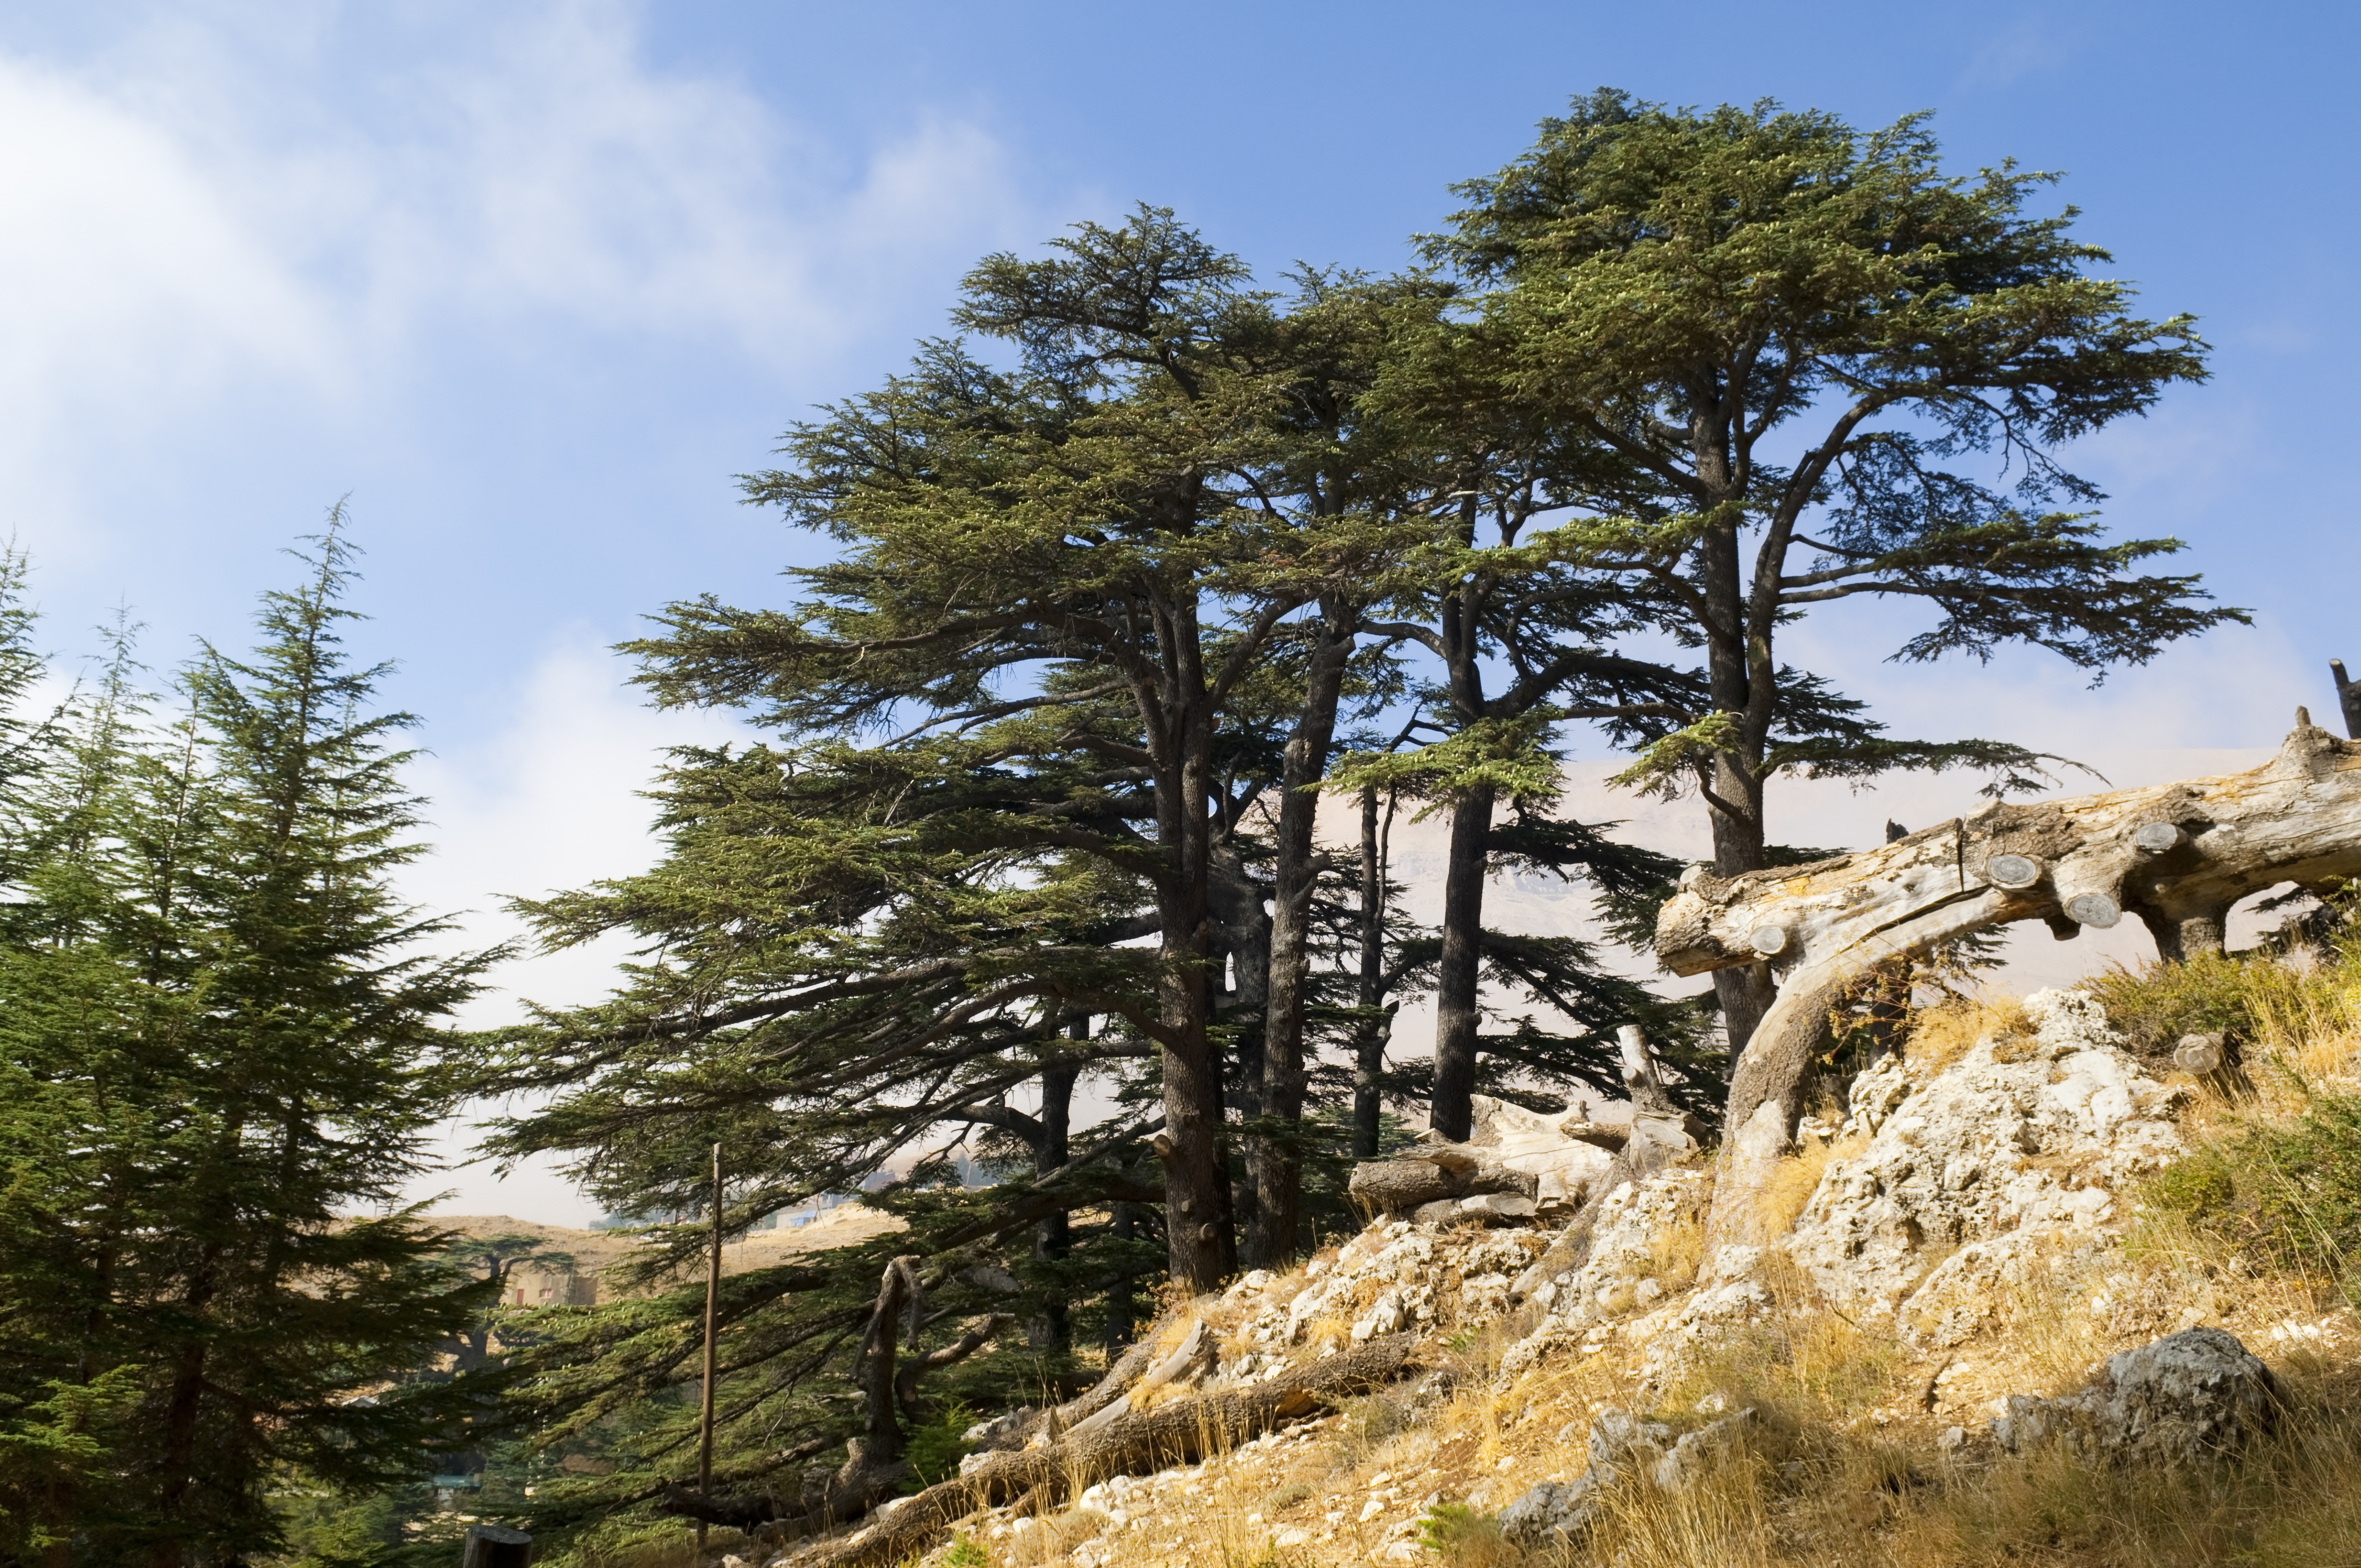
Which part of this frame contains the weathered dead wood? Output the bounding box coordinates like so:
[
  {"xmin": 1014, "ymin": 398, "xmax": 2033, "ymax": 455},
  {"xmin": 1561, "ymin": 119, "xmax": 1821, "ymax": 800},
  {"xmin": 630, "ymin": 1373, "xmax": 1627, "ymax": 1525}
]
[
  {"xmin": 978, "ymin": 1336, "xmax": 1160, "ymax": 1453},
  {"xmin": 1346, "ymin": 1144, "xmax": 1537, "ymax": 1216},
  {"xmin": 1657, "ymin": 717, "xmax": 2361, "ymax": 1251},
  {"xmin": 1064, "ymin": 1319, "xmax": 1212, "ymax": 1441},
  {"xmin": 787, "ymin": 1333, "xmax": 1419, "ymax": 1568},
  {"xmin": 685, "ymin": 1257, "xmax": 1010, "ymax": 1538}
]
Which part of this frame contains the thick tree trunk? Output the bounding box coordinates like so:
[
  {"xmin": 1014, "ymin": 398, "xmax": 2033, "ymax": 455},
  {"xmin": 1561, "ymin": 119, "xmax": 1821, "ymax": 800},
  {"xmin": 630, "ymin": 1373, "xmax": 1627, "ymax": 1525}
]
[
  {"xmin": 792, "ymin": 1334, "xmax": 1419, "ymax": 1568},
  {"xmin": 1664, "ymin": 718, "xmax": 2361, "ymax": 1253},
  {"xmin": 1352, "ymin": 787, "xmax": 1392, "ymax": 1159},
  {"xmin": 1429, "ymin": 783, "xmax": 1497, "ymax": 1142},
  {"xmin": 1103, "ymin": 1200, "xmax": 1138, "ymax": 1353},
  {"xmin": 1704, "ymin": 747, "xmax": 1774, "ymax": 1059},
  {"xmin": 1030, "ymin": 1055, "xmax": 1078, "ymax": 1351},
  {"xmin": 1210, "ymin": 842, "xmax": 1271, "ymax": 1257},
  {"xmin": 1155, "ymin": 625, "xmax": 1234, "ymax": 1290},
  {"xmin": 1247, "ymin": 619, "xmax": 1351, "ymax": 1266}
]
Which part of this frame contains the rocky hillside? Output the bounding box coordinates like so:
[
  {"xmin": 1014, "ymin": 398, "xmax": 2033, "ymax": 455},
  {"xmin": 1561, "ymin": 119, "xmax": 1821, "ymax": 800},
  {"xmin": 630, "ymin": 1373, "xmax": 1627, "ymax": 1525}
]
[{"xmin": 745, "ymin": 977, "xmax": 2361, "ymax": 1568}]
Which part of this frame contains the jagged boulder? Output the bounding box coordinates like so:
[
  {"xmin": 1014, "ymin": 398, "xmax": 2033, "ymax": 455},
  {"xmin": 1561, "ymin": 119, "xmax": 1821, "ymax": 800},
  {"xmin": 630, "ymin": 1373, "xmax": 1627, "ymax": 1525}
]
[
  {"xmin": 1992, "ymin": 1327, "xmax": 2280, "ymax": 1464},
  {"xmin": 1787, "ymin": 989, "xmax": 2186, "ymax": 1316},
  {"xmin": 1498, "ymin": 1476, "xmax": 1602, "ymax": 1549},
  {"xmin": 1498, "ymin": 1405, "xmax": 1758, "ymax": 1548}
]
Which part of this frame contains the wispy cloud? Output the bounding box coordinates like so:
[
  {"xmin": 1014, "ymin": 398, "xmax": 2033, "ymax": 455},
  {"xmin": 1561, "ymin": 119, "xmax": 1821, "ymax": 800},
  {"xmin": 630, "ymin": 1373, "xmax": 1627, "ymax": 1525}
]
[
  {"xmin": 399, "ymin": 633, "xmax": 749, "ymax": 1222},
  {"xmin": 0, "ymin": 1, "xmax": 1050, "ymax": 563},
  {"xmin": 1954, "ymin": 13, "xmax": 2090, "ymax": 94}
]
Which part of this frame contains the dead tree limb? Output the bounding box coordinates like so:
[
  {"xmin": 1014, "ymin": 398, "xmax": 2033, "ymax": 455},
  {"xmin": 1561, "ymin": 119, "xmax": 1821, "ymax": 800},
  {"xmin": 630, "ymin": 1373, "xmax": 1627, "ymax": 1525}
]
[
  {"xmin": 1346, "ymin": 1141, "xmax": 1538, "ymax": 1216},
  {"xmin": 787, "ymin": 1332, "xmax": 1420, "ymax": 1568},
  {"xmin": 1656, "ymin": 716, "xmax": 2361, "ymax": 1252},
  {"xmin": 655, "ymin": 1437, "xmax": 834, "ymax": 1526},
  {"xmin": 894, "ymin": 1312, "xmax": 1015, "ymax": 1419}
]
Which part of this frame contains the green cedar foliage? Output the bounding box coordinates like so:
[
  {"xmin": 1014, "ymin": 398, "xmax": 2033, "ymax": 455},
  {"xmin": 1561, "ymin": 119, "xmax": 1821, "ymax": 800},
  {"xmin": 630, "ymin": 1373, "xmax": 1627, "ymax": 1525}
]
[
  {"xmin": 1428, "ymin": 91, "xmax": 2243, "ymax": 1048},
  {"xmin": 0, "ymin": 524, "xmax": 498, "ymax": 1565},
  {"xmin": 466, "ymin": 214, "xmax": 1727, "ymax": 1545},
  {"xmin": 630, "ymin": 211, "xmax": 1452, "ymax": 1289}
]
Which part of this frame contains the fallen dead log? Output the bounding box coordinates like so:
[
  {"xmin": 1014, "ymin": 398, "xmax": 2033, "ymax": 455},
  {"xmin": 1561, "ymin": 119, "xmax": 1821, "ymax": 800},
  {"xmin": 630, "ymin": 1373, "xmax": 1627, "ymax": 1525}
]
[
  {"xmin": 787, "ymin": 1332, "xmax": 1421, "ymax": 1568},
  {"xmin": 1656, "ymin": 716, "xmax": 2361, "ymax": 1251},
  {"xmin": 976, "ymin": 1336, "xmax": 1160, "ymax": 1453},
  {"xmin": 1063, "ymin": 1319, "xmax": 1213, "ymax": 1441}
]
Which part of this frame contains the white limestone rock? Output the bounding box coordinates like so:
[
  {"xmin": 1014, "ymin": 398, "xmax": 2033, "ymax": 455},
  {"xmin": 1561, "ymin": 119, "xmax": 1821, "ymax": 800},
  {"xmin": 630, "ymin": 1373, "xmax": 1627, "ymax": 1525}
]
[
  {"xmin": 1499, "ymin": 1170, "xmax": 1712, "ymax": 1378},
  {"xmin": 1787, "ymin": 988, "xmax": 2185, "ymax": 1314}
]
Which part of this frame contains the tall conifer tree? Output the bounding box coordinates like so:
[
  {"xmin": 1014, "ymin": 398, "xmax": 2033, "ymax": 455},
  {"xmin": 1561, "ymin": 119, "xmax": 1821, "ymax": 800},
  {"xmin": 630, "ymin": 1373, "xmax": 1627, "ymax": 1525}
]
[
  {"xmin": 0, "ymin": 523, "xmax": 497, "ymax": 1564},
  {"xmin": 1432, "ymin": 92, "xmax": 2242, "ymax": 1054}
]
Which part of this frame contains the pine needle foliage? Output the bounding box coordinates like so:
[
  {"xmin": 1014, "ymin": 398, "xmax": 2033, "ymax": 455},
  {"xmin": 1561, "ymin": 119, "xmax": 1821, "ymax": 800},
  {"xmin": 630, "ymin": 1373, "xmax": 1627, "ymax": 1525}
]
[{"xmin": 0, "ymin": 519, "xmax": 500, "ymax": 1565}]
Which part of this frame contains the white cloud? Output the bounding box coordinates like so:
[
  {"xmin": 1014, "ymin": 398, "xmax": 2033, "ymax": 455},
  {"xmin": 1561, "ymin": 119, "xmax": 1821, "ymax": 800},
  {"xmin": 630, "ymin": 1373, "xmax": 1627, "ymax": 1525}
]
[
  {"xmin": 0, "ymin": 3, "xmax": 1046, "ymax": 562},
  {"xmin": 400, "ymin": 636, "xmax": 749, "ymax": 1224}
]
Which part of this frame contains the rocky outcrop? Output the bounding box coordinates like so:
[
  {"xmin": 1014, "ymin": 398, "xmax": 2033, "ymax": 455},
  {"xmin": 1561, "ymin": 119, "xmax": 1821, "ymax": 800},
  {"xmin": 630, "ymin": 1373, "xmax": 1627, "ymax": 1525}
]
[
  {"xmin": 1236, "ymin": 1222, "xmax": 1548, "ymax": 1355},
  {"xmin": 1499, "ymin": 1169, "xmax": 1716, "ymax": 1381},
  {"xmin": 1992, "ymin": 1327, "xmax": 2280, "ymax": 1464},
  {"xmin": 1787, "ymin": 989, "xmax": 2185, "ymax": 1324}
]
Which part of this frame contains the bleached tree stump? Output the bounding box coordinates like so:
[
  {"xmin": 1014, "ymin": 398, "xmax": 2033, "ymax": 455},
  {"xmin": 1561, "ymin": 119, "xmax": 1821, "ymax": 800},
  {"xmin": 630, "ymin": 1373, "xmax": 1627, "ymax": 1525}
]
[{"xmin": 1657, "ymin": 715, "xmax": 2361, "ymax": 1251}]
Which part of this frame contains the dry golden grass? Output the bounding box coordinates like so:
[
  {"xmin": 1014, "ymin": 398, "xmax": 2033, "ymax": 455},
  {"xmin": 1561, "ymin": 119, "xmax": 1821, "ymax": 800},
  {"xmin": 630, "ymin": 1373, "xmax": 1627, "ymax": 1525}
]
[
  {"xmin": 1646, "ymin": 1212, "xmax": 1708, "ymax": 1288},
  {"xmin": 1754, "ymin": 1129, "xmax": 1868, "ymax": 1238},
  {"xmin": 913, "ymin": 942, "xmax": 2361, "ymax": 1568},
  {"xmin": 1904, "ymin": 993, "xmax": 2031, "ymax": 1075}
]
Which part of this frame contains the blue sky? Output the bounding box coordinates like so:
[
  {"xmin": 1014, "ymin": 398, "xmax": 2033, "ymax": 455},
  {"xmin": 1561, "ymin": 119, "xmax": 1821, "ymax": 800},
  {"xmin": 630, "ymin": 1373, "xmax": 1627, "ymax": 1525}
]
[{"xmin": 4, "ymin": 2, "xmax": 2350, "ymax": 1217}]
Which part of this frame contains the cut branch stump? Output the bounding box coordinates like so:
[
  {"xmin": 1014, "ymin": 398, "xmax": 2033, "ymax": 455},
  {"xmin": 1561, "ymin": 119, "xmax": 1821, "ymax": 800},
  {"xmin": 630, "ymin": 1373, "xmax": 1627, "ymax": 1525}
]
[{"xmin": 461, "ymin": 1528, "xmax": 532, "ymax": 1568}]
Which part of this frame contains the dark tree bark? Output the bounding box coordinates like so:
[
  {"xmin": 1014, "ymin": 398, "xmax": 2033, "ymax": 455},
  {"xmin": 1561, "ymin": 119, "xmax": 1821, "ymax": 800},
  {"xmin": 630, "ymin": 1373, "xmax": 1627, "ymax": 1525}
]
[
  {"xmin": 1150, "ymin": 592, "xmax": 1240, "ymax": 1290},
  {"xmin": 1103, "ymin": 1199, "xmax": 1139, "ymax": 1354},
  {"xmin": 1429, "ymin": 782, "xmax": 1497, "ymax": 1142},
  {"xmin": 1351, "ymin": 786, "xmax": 1394, "ymax": 1159},
  {"xmin": 1029, "ymin": 1047, "xmax": 1079, "ymax": 1352},
  {"xmin": 1247, "ymin": 613, "xmax": 1354, "ymax": 1265}
]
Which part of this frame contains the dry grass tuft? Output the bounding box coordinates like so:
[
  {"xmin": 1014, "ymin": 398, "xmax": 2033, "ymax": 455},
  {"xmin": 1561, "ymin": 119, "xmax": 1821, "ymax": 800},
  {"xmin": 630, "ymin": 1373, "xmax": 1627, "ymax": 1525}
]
[
  {"xmin": 1647, "ymin": 1212, "xmax": 1709, "ymax": 1288},
  {"xmin": 1906, "ymin": 993, "xmax": 2030, "ymax": 1075},
  {"xmin": 1592, "ymin": 1457, "xmax": 1777, "ymax": 1568},
  {"xmin": 1755, "ymin": 1129, "xmax": 1868, "ymax": 1238}
]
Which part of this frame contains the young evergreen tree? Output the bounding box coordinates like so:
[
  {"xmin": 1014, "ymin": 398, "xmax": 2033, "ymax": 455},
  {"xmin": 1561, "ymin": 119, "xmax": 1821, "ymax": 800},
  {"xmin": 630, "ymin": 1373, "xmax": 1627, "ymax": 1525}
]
[
  {"xmin": 0, "ymin": 525, "xmax": 498, "ymax": 1564},
  {"xmin": 131, "ymin": 525, "xmax": 494, "ymax": 1558},
  {"xmin": 1430, "ymin": 92, "xmax": 2244, "ymax": 1055}
]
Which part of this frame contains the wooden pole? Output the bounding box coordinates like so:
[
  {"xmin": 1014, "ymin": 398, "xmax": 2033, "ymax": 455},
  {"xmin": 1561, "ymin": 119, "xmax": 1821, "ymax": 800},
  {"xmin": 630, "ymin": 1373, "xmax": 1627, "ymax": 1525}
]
[{"xmin": 697, "ymin": 1141, "xmax": 722, "ymax": 1553}]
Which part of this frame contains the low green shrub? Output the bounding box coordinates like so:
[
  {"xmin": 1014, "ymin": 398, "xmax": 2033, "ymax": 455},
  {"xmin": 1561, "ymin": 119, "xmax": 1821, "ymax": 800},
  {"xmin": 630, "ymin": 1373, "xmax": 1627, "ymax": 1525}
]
[
  {"xmin": 2143, "ymin": 1097, "xmax": 2361, "ymax": 1295},
  {"xmin": 2087, "ymin": 949, "xmax": 2275, "ymax": 1059},
  {"xmin": 901, "ymin": 1401, "xmax": 978, "ymax": 1491},
  {"xmin": 1415, "ymin": 1502, "xmax": 1516, "ymax": 1564}
]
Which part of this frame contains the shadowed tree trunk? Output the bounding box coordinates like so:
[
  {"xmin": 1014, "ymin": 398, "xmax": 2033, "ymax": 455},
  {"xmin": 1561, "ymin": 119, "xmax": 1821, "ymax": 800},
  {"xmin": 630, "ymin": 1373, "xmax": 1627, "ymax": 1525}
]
[
  {"xmin": 1352, "ymin": 786, "xmax": 1395, "ymax": 1159},
  {"xmin": 1247, "ymin": 612, "xmax": 1354, "ymax": 1266}
]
